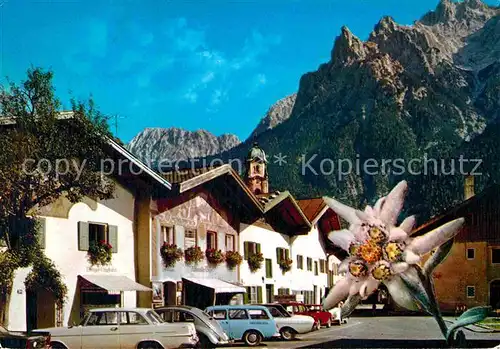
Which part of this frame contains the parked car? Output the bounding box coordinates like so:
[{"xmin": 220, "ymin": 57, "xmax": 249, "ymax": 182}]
[
  {"xmin": 0, "ymin": 326, "xmax": 51, "ymax": 349},
  {"xmin": 277, "ymin": 302, "xmax": 333, "ymax": 329},
  {"xmin": 154, "ymin": 305, "xmax": 231, "ymax": 348},
  {"xmin": 205, "ymin": 305, "xmax": 279, "ymax": 347},
  {"xmin": 256, "ymin": 303, "xmax": 315, "ymax": 340},
  {"xmin": 34, "ymin": 307, "xmax": 198, "ymax": 349},
  {"xmin": 328, "ymin": 305, "xmax": 343, "ymax": 325}
]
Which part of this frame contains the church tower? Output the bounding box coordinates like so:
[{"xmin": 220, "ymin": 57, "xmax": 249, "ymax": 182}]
[{"xmin": 244, "ymin": 142, "xmax": 269, "ymax": 195}]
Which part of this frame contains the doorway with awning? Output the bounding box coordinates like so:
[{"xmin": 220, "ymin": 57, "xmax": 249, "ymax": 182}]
[
  {"xmin": 182, "ymin": 277, "xmax": 246, "ymax": 309},
  {"xmin": 76, "ymin": 275, "xmax": 151, "ymax": 320}
]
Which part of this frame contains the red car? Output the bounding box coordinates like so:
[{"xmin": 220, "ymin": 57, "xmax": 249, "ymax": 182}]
[{"xmin": 276, "ymin": 302, "xmax": 334, "ymax": 330}]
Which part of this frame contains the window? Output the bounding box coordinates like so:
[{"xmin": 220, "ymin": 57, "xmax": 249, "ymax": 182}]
[
  {"xmin": 276, "ymin": 247, "xmax": 289, "ymax": 262},
  {"xmin": 211, "ymin": 310, "xmax": 227, "ymax": 320},
  {"xmin": 119, "ymin": 312, "xmax": 148, "ymax": 325},
  {"xmin": 89, "ymin": 223, "xmax": 108, "ymax": 244},
  {"xmin": 225, "ymin": 234, "xmax": 235, "ymax": 252},
  {"xmin": 244, "ymin": 241, "xmax": 261, "ymax": 259},
  {"xmin": 320, "ymin": 259, "xmax": 326, "ymax": 273},
  {"xmin": 269, "ymin": 307, "xmax": 283, "ymax": 318},
  {"xmin": 161, "ymin": 226, "xmax": 175, "ymax": 244},
  {"xmin": 314, "ymin": 261, "xmax": 319, "ymax": 275},
  {"xmin": 467, "ymin": 248, "xmax": 475, "ymax": 260},
  {"xmin": 207, "ymin": 231, "xmax": 217, "ymax": 250},
  {"xmin": 246, "ymin": 286, "xmax": 262, "ymax": 304},
  {"xmin": 277, "ymin": 288, "xmax": 290, "ymax": 295},
  {"xmin": 248, "ymin": 309, "xmax": 269, "ymax": 320},
  {"xmin": 184, "ymin": 229, "xmax": 196, "ymax": 249},
  {"xmin": 229, "ymin": 309, "xmax": 248, "ymax": 320},
  {"xmin": 78, "ymin": 221, "xmax": 118, "ymax": 253},
  {"xmin": 492, "ymin": 249, "xmax": 500, "ymax": 264},
  {"xmin": 265, "ymin": 258, "xmax": 273, "ymax": 278},
  {"xmin": 297, "ymin": 255, "xmax": 303, "ymax": 270},
  {"xmin": 466, "ymin": 286, "xmax": 475, "ymax": 298},
  {"xmin": 307, "ymin": 257, "xmax": 312, "ymax": 271}
]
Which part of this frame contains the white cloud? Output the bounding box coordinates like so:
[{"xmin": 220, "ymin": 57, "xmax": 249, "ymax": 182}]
[
  {"xmin": 201, "ymin": 71, "xmax": 215, "ymax": 84},
  {"xmin": 184, "ymin": 90, "xmax": 198, "ymax": 103}
]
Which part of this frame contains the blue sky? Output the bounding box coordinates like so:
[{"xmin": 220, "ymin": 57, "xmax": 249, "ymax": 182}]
[{"xmin": 1, "ymin": 0, "xmax": 497, "ymax": 143}]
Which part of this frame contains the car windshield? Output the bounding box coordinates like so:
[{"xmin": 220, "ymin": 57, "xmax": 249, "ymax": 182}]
[
  {"xmin": 273, "ymin": 304, "xmax": 292, "ymax": 317},
  {"xmin": 146, "ymin": 310, "xmax": 164, "ymax": 324}
]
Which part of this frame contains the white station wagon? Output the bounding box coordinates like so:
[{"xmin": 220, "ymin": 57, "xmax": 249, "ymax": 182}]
[{"xmin": 35, "ymin": 308, "xmax": 198, "ymax": 349}]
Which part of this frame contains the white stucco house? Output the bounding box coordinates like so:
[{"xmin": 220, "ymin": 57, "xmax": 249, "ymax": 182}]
[{"xmin": 7, "ymin": 139, "xmax": 172, "ymax": 331}]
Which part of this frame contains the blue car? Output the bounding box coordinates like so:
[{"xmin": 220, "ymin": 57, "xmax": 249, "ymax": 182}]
[{"xmin": 205, "ymin": 305, "xmax": 279, "ymax": 346}]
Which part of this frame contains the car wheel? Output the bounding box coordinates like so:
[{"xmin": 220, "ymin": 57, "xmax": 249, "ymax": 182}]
[
  {"xmin": 197, "ymin": 333, "xmax": 215, "ymax": 348},
  {"xmin": 138, "ymin": 341, "xmax": 162, "ymax": 349},
  {"xmin": 51, "ymin": 343, "xmax": 67, "ymax": 349},
  {"xmin": 243, "ymin": 330, "xmax": 262, "ymax": 347},
  {"xmin": 326, "ymin": 319, "xmax": 332, "ymax": 328},
  {"xmin": 280, "ymin": 327, "xmax": 296, "ymax": 341}
]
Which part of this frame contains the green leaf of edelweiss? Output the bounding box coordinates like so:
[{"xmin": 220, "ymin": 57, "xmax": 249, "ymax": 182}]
[
  {"xmin": 446, "ymin": 306, "xmax": 491, "ymax": 343},
  {"xmin": 422, "ymin": 238, "xmax": 454, "ymax": 277},
  {"xmin": 399, "ymin": 266, "xmax": 437, "ymax": 315}
]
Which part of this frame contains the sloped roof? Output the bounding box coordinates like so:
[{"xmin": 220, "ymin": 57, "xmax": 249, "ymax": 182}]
[
  {"xmin": 297, "ymin": 198, "xmax": 328, "ymax": 223},
  {"xmin": 161, "ymin": 165, "xmax": 221, "ymax": 184}
]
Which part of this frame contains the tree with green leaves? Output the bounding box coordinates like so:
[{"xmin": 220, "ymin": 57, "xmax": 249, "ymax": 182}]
[{"xmin": 0, "ymin": 67, "xmax": 115, "ymax": 326}]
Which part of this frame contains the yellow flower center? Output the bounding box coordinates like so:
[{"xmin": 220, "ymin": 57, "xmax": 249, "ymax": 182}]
[
  {"xmin": 349, "ymin": 260, "xmax": 368, "ymax": 277},
  {"xmin": 368, "ymin": 225, "xmax": 388, "ymax": 244},
  {"xmin": 384, "ymin": 242, "xmax": 404, "ymax": 262},
  {"xmin": 358, "ymin": 241, "xmax": 383, "ymax": 264},
  {"xmin": 372, "ymin": 262, "xmax": 392, "ymax": 281}
]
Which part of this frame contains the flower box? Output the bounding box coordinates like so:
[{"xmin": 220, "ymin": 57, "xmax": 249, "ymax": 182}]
[
  {"xmin": 248, "ymin": 252, "xmax": 264, "ymax": 273},
  {"xmin": 87, "ymin": 240, "xmax": 112, "ymax": 266},
  {"xmin": 225, "ymin": 251, "xmax": 243, "ymax": 270},
  {"xmin": 184, "ymin": 246, "xmax": 204, "ymax": 265},
  {"xmin": 206, "ymin": 249, "xmax": 225, "ymax": 265},
  {"xmin": 160, "ymin": 243, "xmax": 183, "ymax": 268}
]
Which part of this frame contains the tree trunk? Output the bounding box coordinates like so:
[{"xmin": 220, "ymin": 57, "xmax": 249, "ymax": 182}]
[{"xmin": 0, "ymin": 284, "xmax": 12, "ymax": 328}]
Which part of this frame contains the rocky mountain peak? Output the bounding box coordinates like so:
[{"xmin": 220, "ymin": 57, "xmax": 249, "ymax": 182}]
[
  {"xmin": 249, "ymin": 93, "xmax": 297, "ymax": 139},
  {"xmin": 331, "ymin": 26, "xmax": 370, "ymax": 65},
  {"xmin": 420, "ymin": 0, "xmax": 497, "ymax": 27}
]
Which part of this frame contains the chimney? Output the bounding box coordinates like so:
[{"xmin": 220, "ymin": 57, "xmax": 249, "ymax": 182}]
[{"xmin": 464, "ymin": 175, "xmax": 475, "ymax": 200}]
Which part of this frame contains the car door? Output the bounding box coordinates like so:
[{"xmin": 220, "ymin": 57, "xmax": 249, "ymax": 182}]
[
  {"xmin": 81, "ymin": 311, "xmax": 120, "ymax": 349},
  {"xmin": 227, "ymin": 309, "xmax": 250, "ymax": 340},
  {"xmin": 248, "ymin": 308, "xmax": 275, "ymax": 338},
  {"xmin": 117, "ymin": 311, "xmax": 153, "ymax": 349},
  {"xmin": 208, "ymin": 309, "xmax": 230, "ymax": 337}
]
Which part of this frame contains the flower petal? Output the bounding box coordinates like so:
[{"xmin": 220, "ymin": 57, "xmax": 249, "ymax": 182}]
[
  {"xmin": 407, "ymin": 218, "xmax": 465, "ymax": 255},
  {"xmin": 384, "ymin": 275, "xmax": 419, "ymax": 311},
  {"xmin": 400, "ymin": 215, "xmax": 416, "ymax": 234},
  {"xmin": 403, "ymin": 250, "xmax": 421, "ymax": 264},
  {"xmin": 322, "ymin": 278, "xmax": 351, "ymax": 310},
  {"xmin": 380, "ymin": 181, "xmax": 408, "ymax": 226},
  {"xmin": 391, "ymin": 262, "xmax": 409, "ymax": 274},
  {"xmin": 373, "ymin": 197, "xmax": 386, "ymax": 216},
  {"xmin": 389, "ymin": 227, "xmax": 408, "ymax": 241},
  {"xmin": 349, "ymin": 279, "xmax": 363, "ymax": 296},
  {"xmin": 364, "ymin": 205, "xmax": 375, "ymax": 216},
  {"xmin": 359, "ymin": 277, "xmax": 380, "ymax": 299},
  {"xmin": 356, "ymin": 210, "xmax": 371, "ymax": 222},
  {"xmin": 328, "ymin": 229, "xmax": 355, "ymax": 251},
  {"xmin": 323, "ymin": 196, "xmax": 361, "ymax": 225},
  {"xmin": 339, "ymin": 258, "xmax": 350, "ymax": 273}
]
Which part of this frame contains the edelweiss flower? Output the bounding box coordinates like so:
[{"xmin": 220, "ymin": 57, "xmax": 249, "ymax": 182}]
[{"xmin": 322, "ymin": 181, "xmax": 464, "ymax": 311}]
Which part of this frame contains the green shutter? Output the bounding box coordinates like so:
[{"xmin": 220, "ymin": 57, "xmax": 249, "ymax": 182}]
[
  {"xmin": 285, "ymin": 249, "xmax": 290, "ymax": 260},
  {"xmin": 38, "ymin": 218, "xmax": 46, "ymax": 249},
  {"xmin": 256, "ymin": 243, "xmax": 261, "ymax": 254},
  {"xmin": 244, "ymin": 242, "xmax": 249, "ymax": 260},
  {"xmin": 276, "ymin": 247, "xmax": 280, "ymax": 261},
  {"xmin": 108, "ymin": 225, "xmax": 118, "ymax": 253},
  {"xmin": 78, "ymin": 221, "xmax": 89, "ymax": 251},
  {"xmin": 244, "ymin": 288, "xmax": 250, "ymax": 304},
  {"xmin": 257, "ymin": 286, "xmax": 263, "ymax": 303},
  {"xmin": 265, "ymin": 259, "xmax": 272, "ymax": 278}
]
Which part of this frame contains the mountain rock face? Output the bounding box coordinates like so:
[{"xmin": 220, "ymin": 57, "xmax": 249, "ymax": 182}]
[
  {"xmin": 204, "ymin": 0, "xmax": 500, "ymax": 222},
  {"xmin": 249, "ymin": 94, "xmax": 297, "ymax": 139},
  {"xmin": 126, "ymin": 128, "xmax": 240, "ymax": 165}
]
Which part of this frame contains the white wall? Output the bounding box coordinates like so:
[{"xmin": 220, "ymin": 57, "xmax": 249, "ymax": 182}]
[
  {"xmin": 290, "ymin": 225, "xmax": 329, "ymax": 302},
  {"xmin": 239, "ymin": 223, "xmax": 291, "ymax": 302},
  {"xmin": 8, "ymin": 267, "xmax": 32, "ymax": 331},
  {"xmin": 9, "ymin": 183, "xmax": 138, "ymax": 330}
]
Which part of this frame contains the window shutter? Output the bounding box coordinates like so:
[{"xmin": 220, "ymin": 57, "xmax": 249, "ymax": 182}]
[
  {"xmin": 276, "ymin": 248, "xmax": 280, "ymax": 262},
  {"xmin": 257, "ymin": 286, "xmax": 263, "ymax": 303},
  {"xmin": 244, "ymin": 288, "xmax": 250, "ymax": 304},
  {"xmin": 38, "ymin": 218, "xmax": 46, "ymax": 249},
  {"xmin": 244, "ymin": 242, "xmax": 249, "ymax": 260},
  {"xmin": 256, "ymin": 243, "xmax": 261, "ymax": 254},
  {"xmin": 78, "ymin": 221, "xmax": 90, "ymax": 251},
  {"xmin": 108, "ymin": 225, "xmax": 118, "ymax": 253},
  {"xmin": 285, "ymin": 249, "xmax": 290, "ymax": 260}
]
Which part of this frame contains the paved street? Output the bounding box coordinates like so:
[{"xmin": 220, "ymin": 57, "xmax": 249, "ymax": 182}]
[{"xmin": 222, "ymin": 316, "xmax": 500, "ymax": 348}]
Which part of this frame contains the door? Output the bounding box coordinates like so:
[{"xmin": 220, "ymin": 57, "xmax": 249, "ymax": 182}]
[
  {"xmin": 210, "ymin": 309, "xmax": 230, "ymax": 338},
  {"xmin": 227, "ymin": 309, "xmax": 250, "ymax": 340},
  {"xmin": 490, "ymin": 280, "xmax": 500, "ymax": 309},
  {"xmin": 81, "ymin": 311, "xmax": 120, "ymax": 349},
  {"xmin": 26, "ymin": 289, "xmax": 37, "ymax": 333},
  {"xmin": 247, "ymin": 308, "xmax": 275, "ymax": 338},
  {"xmin": 265, "ymin": 284, "xmax": 274, "ymax": 303},
  {"xmin": 118, "ymin": 311, "xmax": 157, "ymax": 349}
]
